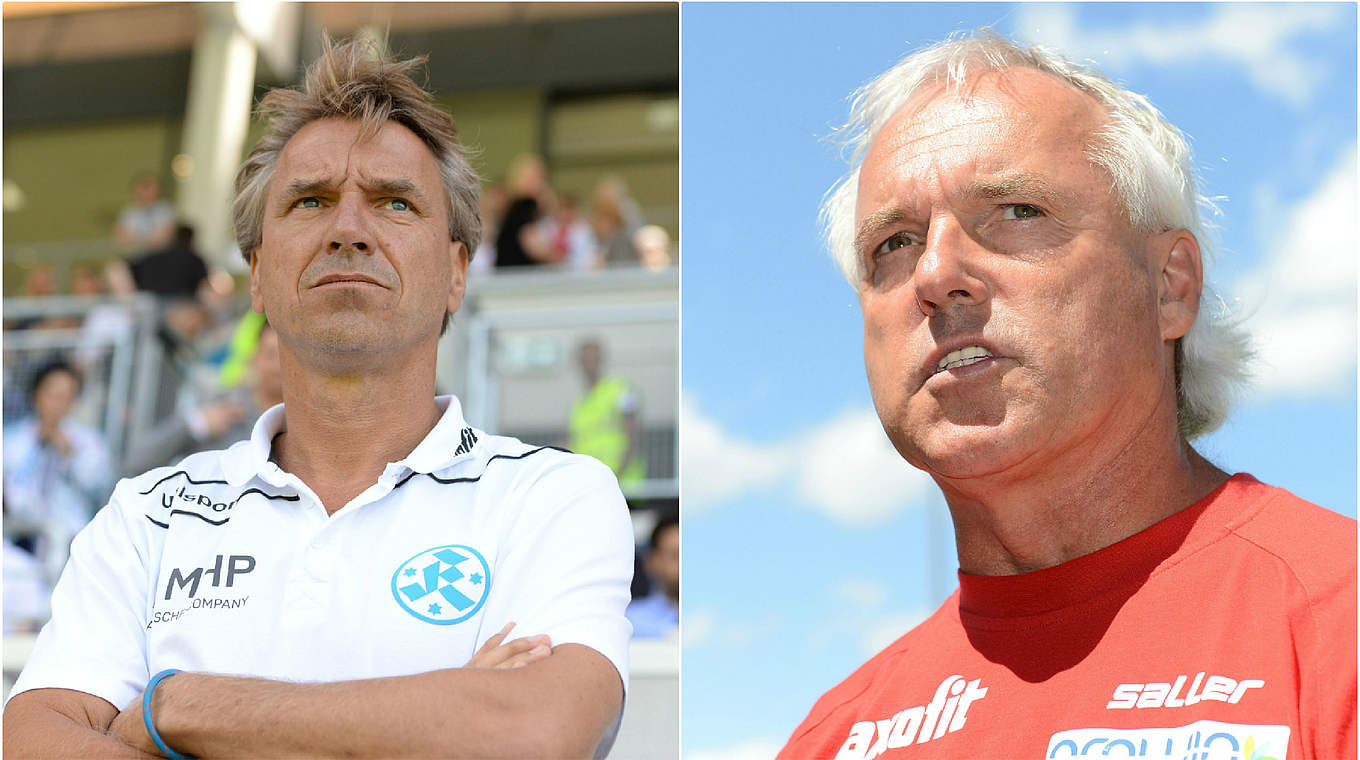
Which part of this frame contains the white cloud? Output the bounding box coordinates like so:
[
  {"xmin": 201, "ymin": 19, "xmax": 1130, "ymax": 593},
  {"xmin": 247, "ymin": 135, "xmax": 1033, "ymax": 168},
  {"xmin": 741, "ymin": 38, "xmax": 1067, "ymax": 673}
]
[
  {"xmin": 682, "ymin": 607, "xmax": 716, "ymax": 650},
  {"xmin": 685, "ymin": 738, "xmax": 783, "ymax": 760},
  {"xmin": 681, "ymin": 607, "xmax": 773, "ymax": 653},
  {"xmin": 724, "ymin": 622, "xmax": 756, "ymax": 648},
  {"xmin": 861, "ymin": 607, "xmax": 935, "ymax": 657},
  {"xmin": 681, "ymin": 399, "xmax": 936, "ymax": 526},
  {"xmin": 1013, "ymin": 4, "xmax": 1344, "ymax": 106},
  {"xmin": 679, "ymin": 397, "xmax": 790, "ymax": 511},
  {"xmin": 1234, "ymin": 146, "xmax": 1357, "ymax": 399},
  {"xmin": 794, "ymin": 408, "xmax": 937, "ymax": 527},
  {"xmin": 834, "ymin": 577, "xmax": 889, "ymax": 608}
]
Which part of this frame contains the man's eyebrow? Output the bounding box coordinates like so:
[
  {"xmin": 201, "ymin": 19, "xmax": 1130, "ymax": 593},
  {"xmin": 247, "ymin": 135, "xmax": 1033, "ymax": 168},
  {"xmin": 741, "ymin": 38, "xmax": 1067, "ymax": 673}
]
[
  {"xmin": 853, "ymin": 174, "xmax": 1076, "ymax": 253},
  {"xmin": 282, "ymin": 177, "xmax": 336, "ymax": 199},
  {"xmin": 360, "ymin": 177, "xmax": 435, "ymax": 210},
  {"xmin": 360, "ymin": 177, "xmax": 422, "ymax": 199},
  {"xmin": 279, "ymin": 177, "xmax": 431, "ymax": 206},
  {"xmin": 854, "ymin": 207, "xmax": 908, "ymax": 257},
  {"xmin": 967, "ymin": 172, "xmax": 1073, "ymax": 206}
]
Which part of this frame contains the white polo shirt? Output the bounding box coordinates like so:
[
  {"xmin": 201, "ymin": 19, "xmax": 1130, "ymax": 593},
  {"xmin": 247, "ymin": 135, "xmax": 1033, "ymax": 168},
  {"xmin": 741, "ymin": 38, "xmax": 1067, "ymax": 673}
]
[{"xmin": 12, "ymin": 396, "xmax": 634, "ymax": 752}]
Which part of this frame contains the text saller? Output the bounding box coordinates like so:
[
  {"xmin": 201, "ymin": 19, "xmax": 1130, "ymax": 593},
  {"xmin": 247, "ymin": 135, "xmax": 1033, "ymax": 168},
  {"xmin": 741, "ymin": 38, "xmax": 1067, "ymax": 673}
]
[
  {"xmin": 836, "ymin": 675, "xmax": 988, "ymax": 760},
  {"xmin": 1107, "ymin": 674, "xmax": 1265, "ymax": 710}
]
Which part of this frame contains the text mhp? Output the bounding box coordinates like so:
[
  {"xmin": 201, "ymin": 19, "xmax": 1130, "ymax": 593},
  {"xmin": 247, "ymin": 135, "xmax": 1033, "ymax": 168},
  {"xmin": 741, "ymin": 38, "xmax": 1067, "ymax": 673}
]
[{"xmin": 164, "ymin": 555, "xmax": 256, "ymax": 600}]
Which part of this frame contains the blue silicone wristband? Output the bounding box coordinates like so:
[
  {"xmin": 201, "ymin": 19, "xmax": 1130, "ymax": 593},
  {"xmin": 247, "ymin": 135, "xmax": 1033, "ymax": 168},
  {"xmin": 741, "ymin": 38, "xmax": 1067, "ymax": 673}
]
[{"xmin": 143, "ymin": 669, "xmax": 199, "ymax": 760}]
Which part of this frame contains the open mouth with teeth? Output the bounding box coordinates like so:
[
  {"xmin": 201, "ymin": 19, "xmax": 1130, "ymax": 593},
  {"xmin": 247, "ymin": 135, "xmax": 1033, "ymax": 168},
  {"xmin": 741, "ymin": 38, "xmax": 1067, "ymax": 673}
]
[{"xmin": 936, "ymin": 346, "xmax": 994, "ymax": 373}]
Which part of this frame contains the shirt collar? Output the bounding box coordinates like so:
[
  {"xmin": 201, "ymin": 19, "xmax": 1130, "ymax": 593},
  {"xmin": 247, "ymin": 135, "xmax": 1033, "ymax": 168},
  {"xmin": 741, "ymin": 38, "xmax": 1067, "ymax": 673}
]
[
  {"xmin": 401, "ymin": 395, "xmax": 482, "ymax": 474},
  {"xmin": 220, "ymin": 395, "xmax": 482, "ymax": 487}
]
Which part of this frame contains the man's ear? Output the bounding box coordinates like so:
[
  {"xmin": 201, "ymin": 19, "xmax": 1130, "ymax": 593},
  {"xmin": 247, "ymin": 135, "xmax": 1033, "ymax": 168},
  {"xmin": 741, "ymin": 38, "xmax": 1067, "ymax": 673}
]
[
  {"xmin": 1150, "ymin": 229, "xmax": 1202, "ymax": 342},
  {"xmin": 447, "ymin": 240, "xmax": 469, "ymax": 315},
  {"xmin": 249, "ymin": 249, "xmax": 266, "ymax": 314}
]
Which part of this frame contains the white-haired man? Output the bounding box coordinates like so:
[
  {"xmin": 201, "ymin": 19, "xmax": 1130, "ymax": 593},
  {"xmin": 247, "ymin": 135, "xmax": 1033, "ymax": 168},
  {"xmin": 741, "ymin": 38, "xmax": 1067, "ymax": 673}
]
[
  {"xmin": 4, "ymin": 38, "xmax": 632, "ymax": 759},
  {"xmin": 779, "ymin": 33, "xmax": 1356, "ymax": 760}
]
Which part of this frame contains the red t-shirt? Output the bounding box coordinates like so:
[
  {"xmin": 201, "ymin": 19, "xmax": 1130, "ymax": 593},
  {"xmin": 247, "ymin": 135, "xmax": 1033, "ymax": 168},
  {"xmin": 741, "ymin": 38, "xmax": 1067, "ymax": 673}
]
[{"xmin": 779, "ymin": 474, "xmax": 1357, "ymax": 760}]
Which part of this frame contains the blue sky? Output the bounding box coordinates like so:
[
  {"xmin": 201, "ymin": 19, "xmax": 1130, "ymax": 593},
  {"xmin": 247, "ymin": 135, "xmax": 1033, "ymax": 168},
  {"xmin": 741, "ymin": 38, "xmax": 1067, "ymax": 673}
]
[{"xmin": 679, "ymin": 4, "xmax": 1357, "ymax": 758}]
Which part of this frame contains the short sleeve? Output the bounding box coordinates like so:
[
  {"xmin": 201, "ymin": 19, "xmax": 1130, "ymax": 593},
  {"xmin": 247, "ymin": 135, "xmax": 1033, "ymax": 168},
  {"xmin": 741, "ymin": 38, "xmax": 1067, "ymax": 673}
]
[
  {"xmin": 8, "ymin": 483, "xmax": 157, "ymax": 710},
  {"xmin": 475, "ymin": 455, "xmax": 634, "ymax": 759},
  {"xmin": 1299, "ymin": 534, "xmax": 1358, "ymax": 759},
  {"xmin": 481, "ymin": 455, "xmax": 634, "ymax": 686}
]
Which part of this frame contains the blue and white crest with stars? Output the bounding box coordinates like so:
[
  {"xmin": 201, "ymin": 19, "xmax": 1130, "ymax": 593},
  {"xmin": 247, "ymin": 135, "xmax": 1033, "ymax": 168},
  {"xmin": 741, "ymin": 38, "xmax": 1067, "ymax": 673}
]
[{"xmin": 391, "ymin": 544, "xmax": 491, "ymax": 625}]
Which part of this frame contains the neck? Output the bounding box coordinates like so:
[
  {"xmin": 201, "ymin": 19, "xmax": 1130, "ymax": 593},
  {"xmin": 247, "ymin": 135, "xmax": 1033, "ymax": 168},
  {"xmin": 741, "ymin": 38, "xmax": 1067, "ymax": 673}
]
[
  {"xmin": 936, "ymin": 405, "xmax": 1229, "ymax": 576},
  {"xmin": 272, "ymin": 349, "xmax": 442, "ymax": 515}
]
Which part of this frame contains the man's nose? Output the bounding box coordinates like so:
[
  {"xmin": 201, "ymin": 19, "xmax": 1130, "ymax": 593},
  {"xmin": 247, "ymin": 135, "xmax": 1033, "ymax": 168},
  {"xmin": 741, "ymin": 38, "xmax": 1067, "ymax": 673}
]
[
  {"xmin": 913, "ymin": 217, "xmax": 988, "ymax": 316},
  {"xmin": 327, "ymin": 193, "xmax": 373, "ymax": 253}
]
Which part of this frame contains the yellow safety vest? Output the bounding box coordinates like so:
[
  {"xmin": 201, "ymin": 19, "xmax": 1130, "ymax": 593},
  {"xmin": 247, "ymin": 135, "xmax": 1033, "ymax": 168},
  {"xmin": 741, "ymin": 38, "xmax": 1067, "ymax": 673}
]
[{"xmin": 570, "ymin": 377, "xmax": 644, "ymax": 485}]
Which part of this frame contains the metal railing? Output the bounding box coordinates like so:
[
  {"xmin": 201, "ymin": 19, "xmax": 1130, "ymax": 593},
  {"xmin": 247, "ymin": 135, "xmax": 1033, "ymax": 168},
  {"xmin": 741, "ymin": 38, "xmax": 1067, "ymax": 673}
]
[
  {"xmin": 3, "ymin": 294, "xmax": 162, "ymax": 468},
  {"xmin": 456, "ymin": 268, "xmax": 679, "ymax": 502}
]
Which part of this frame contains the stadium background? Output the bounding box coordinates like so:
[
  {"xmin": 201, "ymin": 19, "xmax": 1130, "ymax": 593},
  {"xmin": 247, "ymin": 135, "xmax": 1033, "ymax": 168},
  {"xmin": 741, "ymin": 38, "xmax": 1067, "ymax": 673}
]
[{"xmin": 2, "ymin": 3, "xmax": 677, "ymax": 758}]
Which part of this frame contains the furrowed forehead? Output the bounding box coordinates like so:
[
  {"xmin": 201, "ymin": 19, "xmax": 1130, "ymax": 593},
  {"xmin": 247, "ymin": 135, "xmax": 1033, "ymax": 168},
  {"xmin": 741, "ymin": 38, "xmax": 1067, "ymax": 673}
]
[
  {"xmin": 268, "ymin": 119, "xmax": 441, "ymax": 198},
  {"xmin": 858, "ymin": 70, "xmax": 1107, "ymax": 194}
]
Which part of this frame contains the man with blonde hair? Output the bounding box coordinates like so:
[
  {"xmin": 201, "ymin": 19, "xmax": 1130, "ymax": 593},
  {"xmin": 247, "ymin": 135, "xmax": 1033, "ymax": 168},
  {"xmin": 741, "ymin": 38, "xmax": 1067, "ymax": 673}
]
[
  {"xmin": 5, "ymin": 38, "xmax": 632, "ymax": 759},
  {"xmin": 779, "ymin": 32, "xmax": 1356, "ymax": 760}
]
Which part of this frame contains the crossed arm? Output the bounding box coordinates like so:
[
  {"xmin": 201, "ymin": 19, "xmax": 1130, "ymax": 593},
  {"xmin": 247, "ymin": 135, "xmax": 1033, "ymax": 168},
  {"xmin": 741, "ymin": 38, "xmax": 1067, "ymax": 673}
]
[
  {"xmin": 4, "ymin": 632, "xmax": 621, "ymax": 759},
  {"xmin": 4, "ymin": 687, "xmax": 156, "ymax": 759}
]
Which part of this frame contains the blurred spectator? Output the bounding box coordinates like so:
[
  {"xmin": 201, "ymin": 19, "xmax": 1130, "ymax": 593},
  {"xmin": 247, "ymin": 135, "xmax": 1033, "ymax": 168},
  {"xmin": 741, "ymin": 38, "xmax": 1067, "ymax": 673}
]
[
  {"xmin": 634, "ymin": 224, "xmax": 673, "ymax": 271},
  {"xmin": 160, "ymin": 296, "xmax": 214, "ymax": 351},
  {"xmin": 21, "ymin": 262, "xmax": 57, "ymax": 298},
  {"xmin": 4, "ymin": 538, "xmax": 50, "ymax": 633},
  {"xmin": 67, "ymin": 263, "xmax": 139, "ymax": 429},
  {"xmin": 69, "ymin": 265, "xmax": 103, "ymax": 297},
  {"xmin": 128, "ymin": 222, "xmax": 209, "ymax": 299},
  {"xmin": 570, "ymin": 338, "xmax": 644, "ymax": 487},
  {"xmin": 470, "ymin": 181, "xmax": 508, "ymax": 273},
  {"xmin": 103, "ymin": 255, "xmax": 139, "ymax": 297},
  {"xmin": 3, "ymin": 360, "xmax": 113, "ymax": 584},
  {"xmin": 494, "ymin": 154, "xmax": 555, "ymax": 268},
  {"xmin": 121, "ymin": 320, "xmax": 282, "ymax": 476},
  {"xmin": 541, "ymin": 192, "xmax": 598, "ymax": 270},
  {"xmin": 626, "ymin": 513, "xmax": 679, "ymax": 639},
  {"xmin": 72, "ymin": 263, "xmax": 137, "ymax": 369},
  {"xmin": 2, "ymin": 364, "xmax": 29, "ymax": 422},
  {"xmin": 4, "ymin": 265, "xmax": 87, "ymax": 421},
  {"xmin": 591, "ymin": 176, "xmax": 644, "ymax": 266},
  {"xmin": 9, "ymin": 264, "xmax": 79, "ymax": 331},
  {"xmin": 146, "ymin": 294, "xmax": 238, "ymax": 427},
  {"xmin": 113, "ymin": 172, "xmax": 175, "ymax": 253}
]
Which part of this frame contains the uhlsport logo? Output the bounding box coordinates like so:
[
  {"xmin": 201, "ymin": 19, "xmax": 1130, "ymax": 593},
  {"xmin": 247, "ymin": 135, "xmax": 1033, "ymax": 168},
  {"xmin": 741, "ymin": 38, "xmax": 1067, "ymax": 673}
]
[{"xmin": 391, "ymin": 544, "xmax": 490, "ymax": 625}]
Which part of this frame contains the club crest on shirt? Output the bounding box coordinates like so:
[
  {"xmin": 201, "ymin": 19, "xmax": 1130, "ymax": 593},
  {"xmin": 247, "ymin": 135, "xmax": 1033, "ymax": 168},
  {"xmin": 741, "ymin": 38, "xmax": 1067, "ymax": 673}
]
[{"xmin": 391, "ymin": 544, "xmax": 491, "ymax": 625}]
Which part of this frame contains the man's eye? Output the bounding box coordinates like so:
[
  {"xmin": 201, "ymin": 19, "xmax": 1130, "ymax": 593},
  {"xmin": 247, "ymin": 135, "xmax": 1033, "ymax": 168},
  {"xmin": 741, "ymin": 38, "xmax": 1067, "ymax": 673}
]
[
  {"xmin": 385, "ymin": 198, "xmax": 411, "ymax": 212},
  {"xmin": 294, "ymin": 197, "xmax": 322, "ymax": 209},
  {"xmin": 1001, "ymin": 204, "xmax": 1043, "ymax": 220},
  {"xmin": 874, "ymin": 232, "xmax": 918, "ymax": 257}
]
